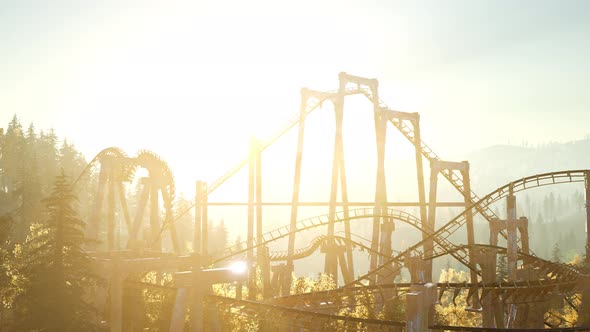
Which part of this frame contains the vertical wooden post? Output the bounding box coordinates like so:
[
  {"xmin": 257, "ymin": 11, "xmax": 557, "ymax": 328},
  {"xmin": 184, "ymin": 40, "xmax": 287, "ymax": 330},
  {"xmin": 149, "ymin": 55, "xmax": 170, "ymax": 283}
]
[
  {"xmin": 518, "ymin": 217, "xmax": 529, "ymax": 254},
  {"xmin": 478, "ymin": 250, "xmax": 496, "ymax": 328},
  {"xmin": 506, "ymin": 185, "xmax": 517, "ymax": 281},
  {"xmin": 149, "ymin": 178, "xmax": 161, "ymax": 251},
  {"xmin": 413, "ymin": 115, "xmax": 428, "ymax": 261},
  {"xmin": 371, "ymin": 88, "xmax": 387, "ymax": 285},
  {"xmin": 337, "ymin": 247, "xmax": 352, "ymax": 285},
  {"xmin": 194, "ymin": 181, "xmax": 202, "ymax": 254},
  {"xmin": 189, "ymin": 269, "xmax": 204, "ymax": 332},
  {"xmin": 169, "ymin": 288, "xmax": 189, "ymax": 331},
  {"xmin": 107, "ymin": 176, "xmax": 116, "ymax": 251},
  {"xmin": 325, "ymin": 98, "xmax": 343, "ymax": 281},
  {"xmin": 201, "ymin": 182, "xmax": 208, "ymax": 256},
  {"xmin": 579, "ymin": 171, "xmax": 590, "ymax": 326},
  {"xmin": 378, "ymin": 221, "xmax": 395, "ymax": 283},
  {"xmin": 338, "ymin": 152, "xmax": 354, "ymax": 281},
  {"xmin": 405, "ymin": 283, "xmax": 436, "ymax": 332},
  {"xmin": 193, "ymin": 181, "xmax": 203, "ymax": 253},
  {"xmin": 586, "ymin": 170, "xmax": 590, "ymax": 264},
  {"xmin": 109, "ymin": 258, "xmax": 123, "ymax": 332},
  {"xmin": 462, "ymin": 161, "xmax": 480, "ymax": 310},
  {"xmin": 489, "ymin": 219, "xmax": 505, "ymax": 328},
  {"xmin": 334, "ymin": 80, "xmax": 354, "ymax": 282},
  {"xmin": 117, "ymin": 182, "xmax": 132, "ymax": 236},
  {"xmin": 128, "ymin": 178, "xmax": 149, "ymax": 249},
  {"xmin": 247, "ymin": 136, "xmax": 256, "ymax": 300},
  {"xmin": 425, "ymin": 162, "xmax": 438, "ymax": 283},
  {"xmin": 256, "ymin": 138, "xmax": 263, "ymax": 259},
  {"xmin": 286, "ymin": 89, "xmax": 308, "ymax": 292}
]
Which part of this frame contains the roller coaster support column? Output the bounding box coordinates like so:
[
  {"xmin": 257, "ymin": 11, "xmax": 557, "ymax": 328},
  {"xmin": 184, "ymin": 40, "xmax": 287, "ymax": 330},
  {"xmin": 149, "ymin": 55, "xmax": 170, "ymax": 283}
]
[
  {"xmin": 107, "ymin": 173, "xmax": 116, "ymax": 250},
  {"xmin": 248, "ymin": 136, "xmax": 256, "ymax": 299},
  {"xmin": 460, "ymin": 161, "xmax": 481, "ymax": 312},
  {"xmin": 194, "ymin": 181, "xmax": 203, "ymax": 253},
  {"xmin": 412, "ymin": 113, "xmax": 429, "ymax": 271},
  {"xmin": 109, "ymin": 256, "xmax": 124, "ymax": 332},
  {"xmin": 116, "ymin": 181, "xmax": 132, "ymax": 239},
  {"xmin": 372, "ymin": 80, "xmax": 387, "ymax": 286},
  {"xmin": 427, "ymin": 161, "xmax": 475, "ymax": 285},
  {"xmin": 326, "ymin": 75, "xmax": 354, "ymax": 283},
  {"xmin": 260, "ymin": 246, "xmax": 272, "ymax": 299},
  {"xmin": 580, "ymin": 170, "xmax": 590, "ymax": 325},
  {"xmin": 149, "ymin": 177, "xmax": 161, "ymax": 251},
  {"xmin": 193, "ymin": 181, "xmax": 209, "ymax": 255},
  {"xmin": 475, "ymin": 249, "xmax": 499, "ymax": 327},
  {"xmin": 378, "ymin": 221, "xmax": 395, "ymax": 284},
  {"xmin": 339, "ymin": 72, "xmax": 380, "ymax": 284},
  {"xmin": 255, "ymin": 139, "xmax": 271, "ymax": 298},
  {"xmin": 426, "ymin": 162, "xmax": 438, "ymax": 282},
  {"xmin": 506, "ymin": 186, "xmax": 517, "ymax": 281},
  {"xmin": 489, "ymin": 219, "xmax": 506, "ymax": 327},
  {"xmin": 405, "ymin": 256, "xmax": 427, "ymax": 283},
  {"xmin": 247, "ymin": 137, "xmax": 265, "ymax": 298},
  {"xmin": 405, "ymin": 283, "xmax": 436, "ymax": 332},
  {"xmin": 286, "ymin": 88, "xmax": 310, "ymax": 293},
  {"xmin": 333, "ymin": 80, "xmax": 354, "ymax": 283},
  {"xmin": 586, "ymin": 170, "xmax": 590, "ymax": 263},
  {"xmin": 382, "ymin": 110, "xmax": 428, "ymax": 269},
  {"xmin": 172, "ymin": 265, "xmax": 247, "ymax": 331},
  {"xmin": 202, "ymin": 183, "xmax": 208, "ymax": 255}
]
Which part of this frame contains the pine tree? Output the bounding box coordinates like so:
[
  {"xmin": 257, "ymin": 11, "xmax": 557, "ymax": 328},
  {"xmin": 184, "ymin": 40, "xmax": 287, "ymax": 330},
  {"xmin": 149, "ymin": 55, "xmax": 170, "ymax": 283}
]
[
  {"xmin": 0, "ymin": 214, "xmax": 14, "ymax": 325},
  {"xmin": 3, "ymin": 115, "xmax": 25, "ymax": 196},
  {"xmin": 14, "ymin": 172, "xmax": 101, "ymax": 331},
  {"xmin": 37, "ymin": 128, "xmax": 59, "ymax": 196},
  {"xmin": 552, "ymin": 242, "xmax": 562, "ymax": 263},
  {"xmin": 59, "ymin": 139, "xmax": 86, "ymax": 179},
  {"xmin": 17, "ymin": 123, "xmax": 42, "ymax": 243}
]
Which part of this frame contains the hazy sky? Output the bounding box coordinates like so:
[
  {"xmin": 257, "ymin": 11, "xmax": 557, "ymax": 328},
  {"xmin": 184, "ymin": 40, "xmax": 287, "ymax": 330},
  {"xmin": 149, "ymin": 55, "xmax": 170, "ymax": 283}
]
[{"xmin": 2, "ymin": 0, "xmax": 590, "ymax": 196}]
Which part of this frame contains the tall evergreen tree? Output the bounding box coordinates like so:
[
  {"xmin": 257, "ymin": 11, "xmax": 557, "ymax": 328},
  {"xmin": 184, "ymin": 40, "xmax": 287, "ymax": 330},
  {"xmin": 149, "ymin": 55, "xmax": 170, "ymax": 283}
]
[
  {"xmin": 3, "ymin": 115, "xmax": 25, "ymax": 196},
  {"xmin": 37, "ymin": 128, "xmax": 59, "ymax": 196},
  {"xmin": 14, "ymin": 172, "xmax": 100, "ymax": 331},
  {"xmin": 16, "ymin": 123, "xmax": 42, "ymax": 243},
  {"xmin": 59, "ymin": 139, "xmax": 86, "ymax": 179},
  {"xmin": 551, "ymin": 242, "xmax": 562, "ymax": 263},
  {"xmin": 0, "ymin": 214, "xmax": 14, "ymax": 327}
]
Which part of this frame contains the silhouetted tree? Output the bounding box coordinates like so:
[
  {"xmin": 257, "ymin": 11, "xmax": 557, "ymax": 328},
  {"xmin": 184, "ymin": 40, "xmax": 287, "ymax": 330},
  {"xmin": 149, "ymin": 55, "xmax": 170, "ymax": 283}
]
[
  {"xmin": 13, "ymin": 172, "xmax": 100, "ymax": 331},
  {"xmin": 0, "ymin": 214, "xmax": 14, "ymax": 328},
  {"xmin": 552, "ymin": 242, "xmax": 562, "ymax": 263}
]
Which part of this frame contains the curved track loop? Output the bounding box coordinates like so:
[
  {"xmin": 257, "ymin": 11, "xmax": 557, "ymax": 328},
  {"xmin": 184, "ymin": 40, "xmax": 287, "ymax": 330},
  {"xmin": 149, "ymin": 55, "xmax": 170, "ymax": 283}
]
[
  {"xmin": 209, "ymin": 208, "xmax": 425, "ymax": 265},
  {"xmin": 73, "ymin": 147, "xmax": 180, "ymax": 252},
  {"xmin": 349, "ymin": 170, "xmax": 587, "ymax": 287},
  {"xmin": 133, "ymin": 150, "xmax": 177, "ymax": 239},
  {"xmin": 73, "ymin": 147, "xmax": 134, "ymax": 187}
]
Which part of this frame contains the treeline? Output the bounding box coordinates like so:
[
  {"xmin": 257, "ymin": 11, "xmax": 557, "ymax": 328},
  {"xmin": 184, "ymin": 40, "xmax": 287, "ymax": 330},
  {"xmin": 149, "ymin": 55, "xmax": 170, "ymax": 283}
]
[{"xmin": 0, "ymin": 115, "xmax": 89, "ymax": 244}]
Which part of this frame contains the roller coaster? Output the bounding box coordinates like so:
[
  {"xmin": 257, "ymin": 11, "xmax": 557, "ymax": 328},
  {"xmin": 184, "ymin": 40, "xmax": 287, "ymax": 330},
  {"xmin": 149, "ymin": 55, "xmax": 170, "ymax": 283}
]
[{"xmin": 77, "ymin": 73, "xmax": 590, "ymax": 331}]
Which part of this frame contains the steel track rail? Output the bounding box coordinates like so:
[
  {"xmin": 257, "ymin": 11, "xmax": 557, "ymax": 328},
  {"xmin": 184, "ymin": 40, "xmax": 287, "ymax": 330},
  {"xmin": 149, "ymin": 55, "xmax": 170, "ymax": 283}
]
[
  {"xmin": 209, "ymin": 208, "xmax": 424, "ymax": 265},
  {"xmin": 204, "ymin": 294, "xmax": 407, "ymax": 328},
  {"xmin": 347, "ymin": 170, "xmax": 587, "ymax": 286}
]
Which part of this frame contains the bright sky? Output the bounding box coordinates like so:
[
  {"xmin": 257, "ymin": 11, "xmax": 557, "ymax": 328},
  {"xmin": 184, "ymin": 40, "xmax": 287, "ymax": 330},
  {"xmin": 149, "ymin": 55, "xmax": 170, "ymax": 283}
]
[{"xmin": 2, "ymin": 0, "xmax": 590, "ymax": 200}]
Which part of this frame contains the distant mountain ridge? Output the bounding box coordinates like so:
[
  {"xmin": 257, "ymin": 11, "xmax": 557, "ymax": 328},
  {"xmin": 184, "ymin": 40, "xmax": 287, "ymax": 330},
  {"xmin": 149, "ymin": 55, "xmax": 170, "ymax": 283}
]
[{"xmin": 464, "ymin": 139, "xmax": 590, "ymax": 194}]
